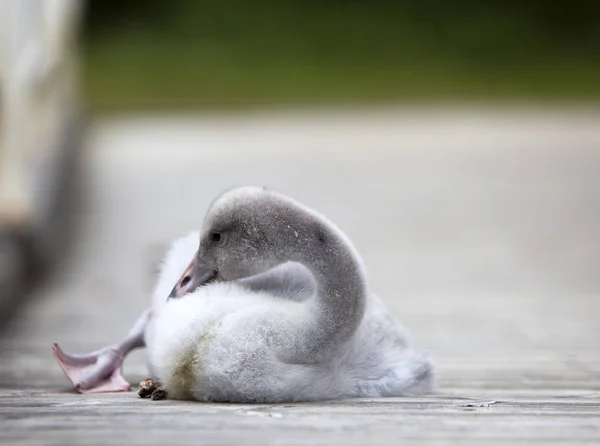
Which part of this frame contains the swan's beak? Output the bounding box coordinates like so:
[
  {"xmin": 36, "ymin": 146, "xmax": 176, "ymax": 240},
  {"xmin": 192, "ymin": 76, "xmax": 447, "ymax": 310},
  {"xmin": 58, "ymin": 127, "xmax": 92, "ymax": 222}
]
[{"xmin": 168, "ymin": 256, "xmax": 217, "ymax": 299}]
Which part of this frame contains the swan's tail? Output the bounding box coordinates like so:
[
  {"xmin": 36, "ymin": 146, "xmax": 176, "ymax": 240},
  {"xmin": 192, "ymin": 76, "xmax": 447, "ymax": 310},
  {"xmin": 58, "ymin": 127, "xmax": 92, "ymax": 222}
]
[
  {"xmin": 350, "ymin": 348, "xmax": 435, "ymax": 398},
  {"xmin": 386, "ymin": 349, "xmax": 435, "ymax": 396}
]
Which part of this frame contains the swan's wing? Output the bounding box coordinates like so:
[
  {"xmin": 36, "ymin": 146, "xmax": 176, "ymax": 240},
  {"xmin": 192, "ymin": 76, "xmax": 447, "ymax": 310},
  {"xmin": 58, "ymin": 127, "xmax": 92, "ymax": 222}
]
[
  {"xmin": 364, "ymin": 293, "xmax": 412, "ymax": 347},
  {"xmin": 344, "ymin": 293, "xmax": 434, "ymax": 396},
  {"xmin": 237, "ymin": 262, "xmax": 316, "ymax": 302}
]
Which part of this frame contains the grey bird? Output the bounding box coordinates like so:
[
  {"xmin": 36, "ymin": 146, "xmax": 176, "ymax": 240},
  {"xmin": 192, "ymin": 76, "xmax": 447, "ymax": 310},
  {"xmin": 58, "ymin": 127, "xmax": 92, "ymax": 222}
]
[{"xmin": 53, "ymin": 186, "xmax": 434, "ymax": 402}]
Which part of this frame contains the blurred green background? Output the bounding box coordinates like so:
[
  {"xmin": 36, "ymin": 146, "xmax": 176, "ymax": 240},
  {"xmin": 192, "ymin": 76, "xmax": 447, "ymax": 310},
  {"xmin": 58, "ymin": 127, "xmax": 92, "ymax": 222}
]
[{"xmin": 83, "ymin": 0, "xmax": 600, "ymax": 110}]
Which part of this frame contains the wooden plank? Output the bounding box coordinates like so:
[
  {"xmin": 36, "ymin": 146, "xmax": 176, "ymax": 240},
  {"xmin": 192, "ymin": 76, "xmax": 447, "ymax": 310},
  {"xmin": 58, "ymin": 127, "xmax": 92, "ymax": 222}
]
[{"xmin": 1, "ymin": 110, "xmax": 600, "ymax": 444}]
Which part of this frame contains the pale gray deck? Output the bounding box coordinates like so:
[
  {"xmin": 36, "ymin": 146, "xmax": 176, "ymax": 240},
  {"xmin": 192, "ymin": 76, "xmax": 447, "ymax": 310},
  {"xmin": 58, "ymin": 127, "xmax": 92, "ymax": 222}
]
[{"xmin": 1, "ymin": 108, "xmax": 599, "ymax": 444}]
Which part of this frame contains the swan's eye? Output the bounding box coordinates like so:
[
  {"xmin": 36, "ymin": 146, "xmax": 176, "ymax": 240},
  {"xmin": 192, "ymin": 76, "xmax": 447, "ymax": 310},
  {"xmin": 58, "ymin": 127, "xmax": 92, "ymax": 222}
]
[{"xmin": 211, "ymin": 232, "xmax": 221, "ymax": 243}]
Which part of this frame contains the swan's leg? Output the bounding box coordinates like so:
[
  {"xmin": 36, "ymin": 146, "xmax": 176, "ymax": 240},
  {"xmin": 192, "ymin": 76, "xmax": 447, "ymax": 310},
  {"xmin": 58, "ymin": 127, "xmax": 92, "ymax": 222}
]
[{"xmin": 52, "ymin": 309, "xmax": 152, "ymax": 393}]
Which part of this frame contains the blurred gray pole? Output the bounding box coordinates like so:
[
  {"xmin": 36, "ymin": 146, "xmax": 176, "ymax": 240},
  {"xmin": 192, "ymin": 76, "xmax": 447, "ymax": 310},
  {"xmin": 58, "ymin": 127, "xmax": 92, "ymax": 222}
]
[
  {"xmin": 0, "ymin": 0, "xmax": 40, "ymax": 230},
  {"xmin": 0, "ymin": 0, "xmax": 83, "ymax": 325},
  {"xmin": 0, "ymin": 0, "xmax": 82, "ymax": 231}
]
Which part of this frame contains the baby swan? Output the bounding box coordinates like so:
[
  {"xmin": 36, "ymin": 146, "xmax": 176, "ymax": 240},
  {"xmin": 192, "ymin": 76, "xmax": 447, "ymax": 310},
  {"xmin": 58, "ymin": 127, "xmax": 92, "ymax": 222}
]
[
  {"xmin": 52, "ymin": 186, "xmax": 433, "ymax": 402},
  {"xmin": 146, "ymin": 186, "xmax": 434, "ymax": 402}
]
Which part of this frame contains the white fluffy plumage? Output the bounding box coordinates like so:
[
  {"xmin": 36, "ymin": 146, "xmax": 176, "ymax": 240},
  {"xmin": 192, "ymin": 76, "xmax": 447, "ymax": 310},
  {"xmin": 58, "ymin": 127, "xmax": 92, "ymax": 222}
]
[{"xmin": 144, "ymin": 187, "xmax": 434, "ymax": 403}]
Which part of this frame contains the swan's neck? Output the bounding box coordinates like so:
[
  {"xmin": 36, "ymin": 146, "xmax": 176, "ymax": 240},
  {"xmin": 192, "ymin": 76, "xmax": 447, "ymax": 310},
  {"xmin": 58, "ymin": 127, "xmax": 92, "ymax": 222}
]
[{"xmin": 289, "ymin": 219, "xmax": 367, "ymax": 363}]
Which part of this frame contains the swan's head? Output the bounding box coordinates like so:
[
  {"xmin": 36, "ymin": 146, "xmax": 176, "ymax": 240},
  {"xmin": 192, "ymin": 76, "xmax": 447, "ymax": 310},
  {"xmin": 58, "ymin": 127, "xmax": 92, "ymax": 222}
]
[{"xmin": 168, "ymin": 186, "xmax": 326, "ymax": 298}]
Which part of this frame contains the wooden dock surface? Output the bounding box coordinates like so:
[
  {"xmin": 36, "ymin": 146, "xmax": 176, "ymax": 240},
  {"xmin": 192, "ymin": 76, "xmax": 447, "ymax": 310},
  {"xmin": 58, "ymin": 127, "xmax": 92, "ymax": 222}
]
[{"xmin": 1, "ymin": 109, "xmax": 599, "ymax": 445}]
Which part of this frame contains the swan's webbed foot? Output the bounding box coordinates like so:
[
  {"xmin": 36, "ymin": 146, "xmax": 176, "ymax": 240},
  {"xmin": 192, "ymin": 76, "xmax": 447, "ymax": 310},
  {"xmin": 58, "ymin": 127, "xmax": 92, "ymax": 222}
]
[
  {"xmin": 52, "ymin": 309, "xmax": 151, "ymax": 394},
  {"xmin": 52, "ymin": 344, "xmax": 130, "ymax": 393}
]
